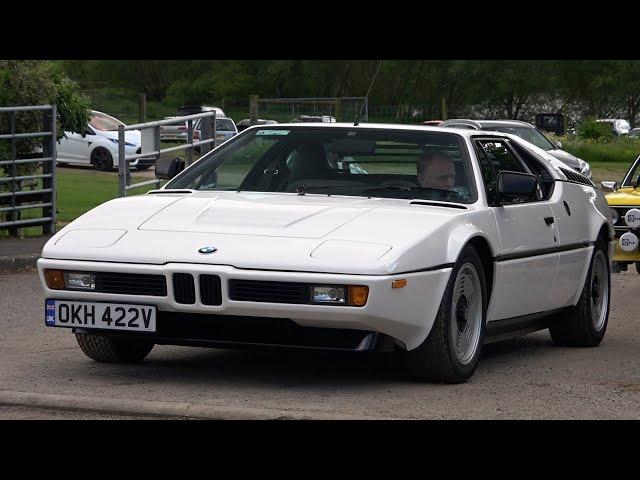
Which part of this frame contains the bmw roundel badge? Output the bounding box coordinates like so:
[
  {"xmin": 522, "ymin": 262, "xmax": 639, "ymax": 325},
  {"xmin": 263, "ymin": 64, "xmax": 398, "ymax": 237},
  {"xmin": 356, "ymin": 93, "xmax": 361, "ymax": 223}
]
[{"xmin": 198, "ymin": 246, "xmax": 217, "ymax": 254}]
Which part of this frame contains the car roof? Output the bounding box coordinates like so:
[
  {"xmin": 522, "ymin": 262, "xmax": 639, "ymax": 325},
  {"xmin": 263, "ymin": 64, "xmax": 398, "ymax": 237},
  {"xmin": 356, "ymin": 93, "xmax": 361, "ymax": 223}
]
[
  {"xmin": 442, "ymin": 119, "xmax": 534, "ymax": 129},
  {"xmin": 245, "ymin": 121, "xmax": 514, "ymax": 138}
]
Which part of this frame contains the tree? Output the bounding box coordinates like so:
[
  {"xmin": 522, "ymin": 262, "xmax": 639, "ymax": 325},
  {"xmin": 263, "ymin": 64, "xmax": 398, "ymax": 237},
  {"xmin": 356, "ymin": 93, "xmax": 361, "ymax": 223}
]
[{"xmin": 0, "ymin": 60, "xmax": 90, "ymax": 183}]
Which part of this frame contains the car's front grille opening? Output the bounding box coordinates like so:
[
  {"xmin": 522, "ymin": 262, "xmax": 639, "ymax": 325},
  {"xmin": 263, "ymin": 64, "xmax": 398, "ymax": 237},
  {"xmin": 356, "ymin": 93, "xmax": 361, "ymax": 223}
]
[
  {"xmin": 173, "ymin": 273, "xmax": 196, "ymax": 304},
  {"xmin": 95, "ymin": 272, "xmax": 167, "ymax": 296},
  {"xmin": 156, "ymin": 312, "xmax": 375, "ymax": 350},
  {"xmin": 228, "ymin": 280, "xmax": 310, "ymax": 304},
  {"xmin": 200, "ymin": 274, "xmax": 222, "ymax": 306}
]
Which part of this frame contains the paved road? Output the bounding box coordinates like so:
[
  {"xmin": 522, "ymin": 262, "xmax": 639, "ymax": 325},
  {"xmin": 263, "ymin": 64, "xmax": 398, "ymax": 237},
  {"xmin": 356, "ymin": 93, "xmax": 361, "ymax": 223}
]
[{"xmin": 1, "ymin": 268, "xmax": 639, "ymax": 420}]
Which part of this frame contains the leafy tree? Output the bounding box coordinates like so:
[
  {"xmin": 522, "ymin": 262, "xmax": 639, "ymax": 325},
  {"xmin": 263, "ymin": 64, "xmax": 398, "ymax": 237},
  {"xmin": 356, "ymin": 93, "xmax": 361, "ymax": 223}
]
[{"xmin": 0, "ymin": 60, "xmax": 90, "ymax": 185}]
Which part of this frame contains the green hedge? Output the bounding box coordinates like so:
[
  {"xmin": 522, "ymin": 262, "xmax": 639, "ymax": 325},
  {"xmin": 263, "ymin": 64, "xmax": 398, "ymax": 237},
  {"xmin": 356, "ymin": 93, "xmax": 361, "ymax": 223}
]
[{"xmin": 562, "ymin": 139, "xmax": 640, "ymax": 164}]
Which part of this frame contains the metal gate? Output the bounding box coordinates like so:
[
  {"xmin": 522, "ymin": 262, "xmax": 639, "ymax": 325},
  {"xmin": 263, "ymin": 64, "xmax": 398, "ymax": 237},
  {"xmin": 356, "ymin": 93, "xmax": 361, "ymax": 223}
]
[
  {"xmin": 0, "ymin": 105, "xmax": 57, "ymax": 235},
  {"xmin": 117, "ymin": 111, "xmax": 217, "ymax": 197}
]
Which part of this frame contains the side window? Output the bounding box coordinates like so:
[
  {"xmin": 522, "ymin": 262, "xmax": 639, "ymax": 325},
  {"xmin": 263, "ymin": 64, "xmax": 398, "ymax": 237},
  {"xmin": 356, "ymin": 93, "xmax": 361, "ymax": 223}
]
[
  {"xmin": 474, "ymin": 146, "xmax": 498, "ymax": 205},
  {"xmin": 474, "ymin": 139, "xmax": 538, "ymax": 205},
  {"xmin": 509, "ymin": 142, "xmax": 555, "ymax": 200},
  {"xmin": 476, "ymin": 140, "xmax": 527, "ymax": 174}
]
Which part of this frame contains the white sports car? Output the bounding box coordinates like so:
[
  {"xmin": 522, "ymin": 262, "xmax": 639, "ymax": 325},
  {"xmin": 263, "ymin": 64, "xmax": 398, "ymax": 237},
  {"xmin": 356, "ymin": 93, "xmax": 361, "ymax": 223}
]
[{"xmin": 38, "ymin": 123, "xmax": 615, "ymax": 383}]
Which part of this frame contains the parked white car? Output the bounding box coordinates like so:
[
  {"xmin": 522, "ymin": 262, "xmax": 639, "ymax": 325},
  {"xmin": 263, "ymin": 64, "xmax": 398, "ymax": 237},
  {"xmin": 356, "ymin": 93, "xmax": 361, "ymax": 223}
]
[
  {"xmin": 57, "ymin": 110, "xmax": 155, "ymax": 171},
  {"xmin": 597, "ymin": 119, "xmax": 631, "ymax": 136},
  {"xmin": 38, "ymin": 123, "xmax": 614, "ymax": 383}
]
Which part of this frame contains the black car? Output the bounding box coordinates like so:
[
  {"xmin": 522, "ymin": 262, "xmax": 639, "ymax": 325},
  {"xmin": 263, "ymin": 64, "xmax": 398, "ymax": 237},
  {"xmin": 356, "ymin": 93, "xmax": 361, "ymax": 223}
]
[{"xmin": 440, "ymin": 119, "xmax": 591, "ymax": 178}]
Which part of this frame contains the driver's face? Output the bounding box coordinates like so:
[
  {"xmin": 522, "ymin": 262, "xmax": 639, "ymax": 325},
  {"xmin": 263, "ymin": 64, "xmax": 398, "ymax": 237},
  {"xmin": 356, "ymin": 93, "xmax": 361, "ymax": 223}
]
[{"xmin": 418, "ymin": 156, "xmax": 455, "ymax": 189}]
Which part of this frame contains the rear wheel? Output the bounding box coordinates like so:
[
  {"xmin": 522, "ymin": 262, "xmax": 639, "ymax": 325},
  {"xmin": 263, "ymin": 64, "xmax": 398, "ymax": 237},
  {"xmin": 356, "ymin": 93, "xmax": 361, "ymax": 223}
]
[
  {"xmin": 549, "ymin": 239, "xmax": 610, "ymax": 347},
  {"xmin": 75, "ymin": 333, "xmax": 154, "ymax": 363},
  {"xmin": 91, "ymin": 148, "xmax": 113, "ymax": 171},
  {"xmin": 405, "ymin": 245, "xmax": 487, "ymax": 383}
]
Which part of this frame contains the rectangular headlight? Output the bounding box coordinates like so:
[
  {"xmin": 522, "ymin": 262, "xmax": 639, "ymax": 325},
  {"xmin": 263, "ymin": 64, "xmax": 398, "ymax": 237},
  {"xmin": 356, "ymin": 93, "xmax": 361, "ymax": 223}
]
[
  {"xmin": 65, "ymin": 272, "xmax": 95, "ymax": 291},
  {"xmin": 310, "ymin": 285, "xmax": 369, "ymax": 306},
  {"xmin": 311, "ymin": 286, "xmax": 346, "ymax": 304}
]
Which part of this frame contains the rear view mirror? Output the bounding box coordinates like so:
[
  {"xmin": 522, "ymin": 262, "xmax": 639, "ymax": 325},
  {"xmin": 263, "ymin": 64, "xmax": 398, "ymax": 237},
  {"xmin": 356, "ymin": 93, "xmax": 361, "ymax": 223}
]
[
  {"xmin": 156, "ymin": 157, "xmax": 184, "ymax": 179},
  {"xmin": 497, "ymin": 171, "xmax": 538, "ymax": 200},
  {"xmin": 555, "ymin": 141, "xmax": 563, "ymax": 149},
  {"xmin": 600, "ymin": 181, "xmax": 618, "ymax": 192}
]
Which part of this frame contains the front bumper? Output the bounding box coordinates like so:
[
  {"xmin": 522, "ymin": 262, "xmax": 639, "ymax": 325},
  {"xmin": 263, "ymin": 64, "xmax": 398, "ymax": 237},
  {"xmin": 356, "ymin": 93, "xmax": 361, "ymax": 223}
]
[{"xmin": 37, "ymin": 258, "xmax": 452, "ymax": 351}]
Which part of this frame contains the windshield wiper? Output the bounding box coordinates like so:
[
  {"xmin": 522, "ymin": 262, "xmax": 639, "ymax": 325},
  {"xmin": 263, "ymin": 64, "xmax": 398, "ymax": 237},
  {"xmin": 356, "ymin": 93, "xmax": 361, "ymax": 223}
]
[
  {"xmin": 362, "ymin": 185, "xmax": 459, "ymax": 198},
  {"xmin": 295, "ymin": 185, "xmax": 333, "ymax": 195}
]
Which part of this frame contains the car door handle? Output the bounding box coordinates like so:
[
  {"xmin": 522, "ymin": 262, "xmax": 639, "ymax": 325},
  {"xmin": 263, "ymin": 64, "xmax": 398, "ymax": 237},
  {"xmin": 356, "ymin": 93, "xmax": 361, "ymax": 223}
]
[{"xmin": 544, "ymin": 216, "xmax": 555, "ymax": 226}]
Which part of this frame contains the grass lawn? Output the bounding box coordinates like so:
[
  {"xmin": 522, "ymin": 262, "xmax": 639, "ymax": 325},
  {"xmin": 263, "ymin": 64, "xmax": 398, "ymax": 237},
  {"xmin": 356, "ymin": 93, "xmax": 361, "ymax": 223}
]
[
  {"xmin": 56, "ymin": 167, "xmax": 160, "ymax": 223},
  {"xmin": 589, "ymin": 161, "xmax": 630, "ymax": 185}
]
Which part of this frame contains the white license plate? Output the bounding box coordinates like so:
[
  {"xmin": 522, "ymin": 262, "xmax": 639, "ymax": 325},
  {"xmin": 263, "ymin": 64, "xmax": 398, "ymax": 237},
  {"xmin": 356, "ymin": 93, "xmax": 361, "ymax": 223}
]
[{"xmin": 45, "ymin": 299, "xmax": 156, "ymax": 332}]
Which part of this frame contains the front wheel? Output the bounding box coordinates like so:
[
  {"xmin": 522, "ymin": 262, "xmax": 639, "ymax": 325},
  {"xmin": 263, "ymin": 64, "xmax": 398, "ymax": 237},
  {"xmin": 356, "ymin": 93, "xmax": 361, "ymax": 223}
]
[
  {"xmin": 405, "ymin": 245, "xmax": 487, "ymax": 383},
  {"xmin": 549, "ymin": 239, "xmax": 610, "ymax": 347},
  {"xmin": 91, "ymin": 148, "xmax": 113, "ymax": 171},
  {"xmin": 75, "ymin": 333, "xmax": 154, "ymax": 363}
]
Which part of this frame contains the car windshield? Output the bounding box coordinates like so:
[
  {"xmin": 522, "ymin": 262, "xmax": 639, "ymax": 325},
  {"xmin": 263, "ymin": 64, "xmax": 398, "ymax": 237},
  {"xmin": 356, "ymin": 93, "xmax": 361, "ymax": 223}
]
[
  {"xmin": 622, "ymin": 155, "xmax": 640, "ymax": 187},
  {"xmin": 483, "ymin": 125, "xmax": 556, "ymax": 151},
  {"xmin": 89, "ymin": 111, "xmax": 125, "ymax": 131},
  {"xmin": 216, "ymin": 118, "xmax": 236, "ymax": 132},
  {"xmin": 166, "ymin": 127, "xmax": 476, "ymax": 203}
]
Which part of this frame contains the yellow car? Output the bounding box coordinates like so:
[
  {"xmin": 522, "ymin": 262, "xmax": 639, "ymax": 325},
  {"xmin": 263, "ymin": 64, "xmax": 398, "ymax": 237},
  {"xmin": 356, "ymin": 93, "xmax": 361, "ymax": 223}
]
[{"xmin": 602, "ymin": 154, "xmax": 640, "ymax": 273}]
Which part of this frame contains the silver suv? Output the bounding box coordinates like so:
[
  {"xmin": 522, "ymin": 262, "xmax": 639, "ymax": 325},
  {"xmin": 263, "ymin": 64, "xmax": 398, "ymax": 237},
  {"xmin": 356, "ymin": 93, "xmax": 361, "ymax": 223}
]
[{"xmin": 440, "ymin": 119, "xmax": 592, "ymax": 179}]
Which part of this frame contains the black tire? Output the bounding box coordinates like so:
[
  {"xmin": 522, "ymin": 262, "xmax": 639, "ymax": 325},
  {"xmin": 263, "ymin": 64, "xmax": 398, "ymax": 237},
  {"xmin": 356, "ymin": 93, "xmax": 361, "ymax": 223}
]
[
  {"xmin": 549, "ymin": 239, "xmax": 610, "ymax": 347},
  {"xmin": 75, "ymin": 333, "xmax": 154, "ymax": 363},
  {"xmin": 635, "ymin": 262, "xmax": 640, "ymax": 275},
  {"xmin": 91, "ymin": 148, "xmax": 113, "ymax": 171},
  {"xmin": 405, "ymin": 245, "xmax": 487, "ymax": 383}
]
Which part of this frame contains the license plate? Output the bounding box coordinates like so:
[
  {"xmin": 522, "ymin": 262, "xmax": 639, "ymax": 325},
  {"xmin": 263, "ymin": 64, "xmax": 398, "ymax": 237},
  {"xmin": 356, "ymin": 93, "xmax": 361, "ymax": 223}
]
[{"xmin": 45, "ymin": 299, "xmax": 156, "ymax": 332}]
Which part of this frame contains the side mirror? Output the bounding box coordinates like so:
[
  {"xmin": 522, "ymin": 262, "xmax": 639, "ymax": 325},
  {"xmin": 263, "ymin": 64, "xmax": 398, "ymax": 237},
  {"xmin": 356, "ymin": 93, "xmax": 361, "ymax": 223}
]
[
  {"xmin": 155, "ymin": 157, "xmax": 184, "ymax": 180},
  {"xmin": 600, "ymin": 181, "xmax": 618, "ymax": 192},
  {"xmin": 555, "ymin": 141, "xmax": 563, "ymax": 149},
  {"xmin": 497, "ymin": 171, "xmax": 538, "ymax": 202}
]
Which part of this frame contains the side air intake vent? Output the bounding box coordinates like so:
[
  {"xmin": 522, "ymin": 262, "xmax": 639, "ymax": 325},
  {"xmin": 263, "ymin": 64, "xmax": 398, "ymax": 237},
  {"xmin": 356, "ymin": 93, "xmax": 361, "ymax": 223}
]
[{"xmin": 559, "ymin": 167, "xmax": 594, "ymax": 187}]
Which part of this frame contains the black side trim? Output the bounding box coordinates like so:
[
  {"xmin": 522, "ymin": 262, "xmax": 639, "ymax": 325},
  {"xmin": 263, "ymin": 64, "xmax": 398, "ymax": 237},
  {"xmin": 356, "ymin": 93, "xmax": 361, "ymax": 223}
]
[
  {"xmin": 392, "ymin": 263, "xmax": 455, "ymax": 274},
  {"xmin": 495, "ymin": 242, "xmax": 593, "ymax": 262},
  {"xmin": 485, "ymin": 308, "xmax": 565, "ymax": 343}
]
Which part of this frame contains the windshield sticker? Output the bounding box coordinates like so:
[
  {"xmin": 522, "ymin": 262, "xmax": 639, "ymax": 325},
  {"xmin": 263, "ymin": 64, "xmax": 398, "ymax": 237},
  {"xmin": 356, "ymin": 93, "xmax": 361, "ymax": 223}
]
[{"xmin": 256, "ymin": 130, "xmax": 290, "ymax": 136}]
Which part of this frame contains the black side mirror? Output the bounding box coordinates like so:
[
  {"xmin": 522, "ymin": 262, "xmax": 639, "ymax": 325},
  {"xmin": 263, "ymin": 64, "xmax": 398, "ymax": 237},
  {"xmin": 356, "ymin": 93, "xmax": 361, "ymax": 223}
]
[
  {"xmin": 155, "ymin": 157, "xmax": 184, "ymax": 179},
  {"xmin": 497, "ymin": 171, "xmax": 538, "ymax": 203}
]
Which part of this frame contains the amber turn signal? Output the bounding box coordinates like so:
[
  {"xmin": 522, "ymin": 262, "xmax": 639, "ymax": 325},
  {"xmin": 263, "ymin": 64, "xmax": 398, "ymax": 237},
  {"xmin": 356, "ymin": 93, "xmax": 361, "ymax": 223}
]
[
  {"xmin": 348, "ymin": 285, "xmax": 369, "ymax": 306},
  {"xmin": 44, "ymin": 269, "xmax": 65, "ymax": 290},
  {"xmin": 392, "ymin": 279, "xmax": 407, "ymax": 289}
]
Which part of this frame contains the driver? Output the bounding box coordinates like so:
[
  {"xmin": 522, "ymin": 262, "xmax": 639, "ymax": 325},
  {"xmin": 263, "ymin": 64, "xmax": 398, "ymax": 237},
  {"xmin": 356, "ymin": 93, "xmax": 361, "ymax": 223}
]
[{"xmin": 417, "ymin": 151, "xmax": 456, "ymax": 189}]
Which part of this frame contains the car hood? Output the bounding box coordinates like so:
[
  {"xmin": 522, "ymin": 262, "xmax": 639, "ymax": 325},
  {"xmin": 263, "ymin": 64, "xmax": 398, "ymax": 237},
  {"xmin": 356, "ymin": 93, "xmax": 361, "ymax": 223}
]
[
  {"xmin": 98, "ymin": 129, "xmax": 141, "ymax": 145},
  {"xmin": 547, "ymin": 149, "xmax": 580, "ymax": 169},
  {"xmin": 42, "ymin": 191, "xmax": 473, "ymax": 274},
  {"xmin": 605, "ymin": 187, "xmax": 640, "ymax": 206}
]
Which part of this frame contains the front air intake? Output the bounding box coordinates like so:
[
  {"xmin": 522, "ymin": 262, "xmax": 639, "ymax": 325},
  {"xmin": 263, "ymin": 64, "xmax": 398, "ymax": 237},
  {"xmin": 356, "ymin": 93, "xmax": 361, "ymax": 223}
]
[{"xmin": 173, "ymin": 273, "xmax": 196, "ymax": 304}]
